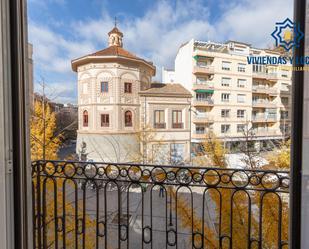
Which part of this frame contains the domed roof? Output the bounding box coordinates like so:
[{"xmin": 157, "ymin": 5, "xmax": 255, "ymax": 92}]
[
  {"xmin": 71, "ymin": 24, "xmax": 155, "ymax": 74},
  {"xmin": 90, "ymin": 45, "xmax": 139, "ymax": 59},
  {"xmin": 108, "ymin": 27, "xmax": 123, "ymax": 37}
]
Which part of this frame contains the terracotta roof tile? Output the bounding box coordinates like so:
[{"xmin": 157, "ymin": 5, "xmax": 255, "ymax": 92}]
[
  {"xmin": 140, "ymin": 83, "xmax": 192, "ymax": 97},
  {"xmin": 88, "ymin": 46, "xmax": 154, "ymax": 67},
  {"xmin": 90, "ymin": 45, "xmax": 138, "ymax": 59}
]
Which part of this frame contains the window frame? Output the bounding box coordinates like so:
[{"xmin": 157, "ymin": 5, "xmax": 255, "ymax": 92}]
[
  {"xmin": 237, "ymin": 63, "xmax": 246, "ymax": 72},
  {"xmin": 222, "ymin": 61, "xmax": 231, "ymax": 71},
  {"xmin": 154, "ymin": 110, "xmax": 165, "ymax": 128},
  {"xmin": 83, "ymin": 110, "xmax": 89, "ymax": 127},
  {"xmin": 124, "ymin": 110, "xmax": 133, "ymax": 127},
  {"xmin": 101, "ymin": 114, "xmax": 110, "ymax": 127},
  {"xmin": 221, "ymin": 77, "xmax": 231, "ymax": 87},
  {"xmin": 237, "ymin": 124, "xmax": 246, "ymax": 132},
  {"xmin": 172, "ymin": 110, "xmax": 183, "ymax": 128},
  {"xmin": 100, "ymin": 81, "xmax": 109, "ymax": 93},
  {"xmin": 237, "ymin": 109, "xmax": 245, "ymax": 118},
  {"xmin": 237, "ymin": 94, "xmax": 246, "ymax": 103},
  {"xmin": 221, "ymin": 109, "xmax": 230, "ymax": 118},
  {"xmin": 124, "ymin": 82, "xmax": 132, "ymax": 93},
  {"xmin": 221, "ymin": 124, "xmax": 230, "ymax": 134},
  {"xmin": 221, "ymin": 93, "xmax": 230, "ymax": 102},
  {"xmin": 237, "ymin": 79, "xmax": 246, "ymax": 88}
]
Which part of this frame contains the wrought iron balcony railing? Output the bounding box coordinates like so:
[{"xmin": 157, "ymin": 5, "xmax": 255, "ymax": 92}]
[
  {"xmin": 32, "ymin": 160, "xmax": 289, "ymax": 249},
  {"xmin": 154, "ymin": 123, "xmax": 166, "ymax": 129},
  {"xmin": 172, "ymin": 123, "xmax": 184, "ymax": 129}
]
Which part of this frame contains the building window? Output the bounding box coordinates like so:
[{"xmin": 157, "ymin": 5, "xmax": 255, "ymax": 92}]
[
  {"xmin": 124, "ymin": 82, "xmax": 132, "ymax": 93},
  {"xmin": 83, "ymin": 110, "xmax": 88, "ymax": 127},
  {"xmin": 281, "ymin": 111, "xmax": 289, "ymax": 119},
  {"xmin": 196, "ymin": 126, "xmax": 205, "ymax": 134},
  {"xmin": 222, "ymin": 61, "xmax": 231, "ymax": 71},
  {"xmin": 101, "ymin": 114, "xmax": 109, "ymax": 127},
  {"xmin": 237, "ymin": 124, "xmax": 246, "ymax": 132},
  {"xmin": 101, "ymin": 82, "xmax": 108, "ymax": 92},
  {"xmin": 221, "ymin": 109, "xmax": 230, "ymax": 118},
  {"xmin": 154, "ymin": 110, "xmax": 165, "ymax": 128},
  {"xmin": 237, "ymin": 79, "xmax": 246, "ymax": 88},
  {"xmin": 221, "ymin": 124, "xmax": 230, "ymax": 133},
  {"xmin": 125, "ymin": 110, "xmax": 132, "ymax": 127},
  {"xmin": 237, "ymin": 94, "xmax": 246, "ymax": 103},
  {"xmin": 281, "ymin": 97, "xmax": 289, "ymax": 105},
  {"xmin": 196, "ymin": 92, "xmax": 212, "ymax": 100},
  {"xmin": 197, "ymin": 60, "xmax": 208, "ymax": 67},
  {"xmin": 196, "ymin": 77, "xmax": 207, "ymax": 84},
  {"xmin": 253, "ymin": 64, "xmax": 265, "ymax": 73},
  {"xmin": 237, "ymin": 63, "xmax": 246, "ymax": 72},
  {"xmin": 171, "ymin": 143, "xmax": 185, "ymax": 165},
  {"xmin": 221, "ymin": 77, "xmax": 231, "ymax": 87},
  {"xmin": 172, "ymin": 110, "xmax": 183, "ymax": 128},
  {"xmin": 221, "ymin": 93, "xmax": 230, "ymax": 102},
  {"xmin": 237, "ymin": 110, "xmax": 245, "ymax": 118}
]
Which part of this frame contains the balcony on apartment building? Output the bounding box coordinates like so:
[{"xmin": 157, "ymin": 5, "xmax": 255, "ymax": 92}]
[
  {"xmin": 280, "ymin": 85, "xmax": 291, "ymax": 95},
  {"xmin": 192, "ymin": 98, "xmax": 214, "ymax": 107},
  {"xmin": 252, "ymin": 113, "xmax": 277, "ymax": 122},
  {"xmin": 252, "ymin": 99, "xmax": 277, "ymax": 108},
  {"xmin": 252, "ymin": 128, "xmax": 281, "ymax": 137},
  {"xmin": 252, "ymin": 71, "xmax": 278, "ymax": 81},
  {"xmin": 192, "ymin": 113, "xmax": 214, "ymax": 123},
  {"xmin": 31, "ymin": 160, "xmax": 290, "ymax": 248},
  {"xmin": 193, "ymin": 65, "xmax": 215, "ymax": 75},
  {"xmin": 252, "ymin": 85, "xmax": 278, "ymax": 95},
  {"xmin": 192, "ymin": 128, "xmax": 212, "ymax": 139},
  {"xmin": 192, "ymin": 81, "xmax": 214, "ymax": 91},
  {"xmin": 280, "ymin": 114, "xmax": 290, "ymax": 122}
]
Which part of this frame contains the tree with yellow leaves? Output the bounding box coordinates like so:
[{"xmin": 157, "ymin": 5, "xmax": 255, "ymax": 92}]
[
  {"xmin": 267, "ymin": 139, "xmax": 290, "ymax": 170},
  {"xmin": 173, "ymin": 132, "xmax": 289, "ymax": 249},
  {"xmin": 30, "ymin": 100, "xmax": 61, "ymax": 160},
  {"xmin": 31, "ymin": 99, "xmax": 97, "ymax": 248}
]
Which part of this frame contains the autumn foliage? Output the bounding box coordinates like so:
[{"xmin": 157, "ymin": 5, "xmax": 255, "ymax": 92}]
[
  {"xmin": 30, "ymin": 100, "xmax": 61, "ymax": 160},
  {"xmin": 173, "ymin": 133, "xmax": 289, "ymax": 249}
]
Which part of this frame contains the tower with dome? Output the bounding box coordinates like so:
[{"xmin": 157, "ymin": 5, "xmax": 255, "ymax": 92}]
[{"xmin": 72, "ymin": 24, "xmax": 191, "ymax": 163}]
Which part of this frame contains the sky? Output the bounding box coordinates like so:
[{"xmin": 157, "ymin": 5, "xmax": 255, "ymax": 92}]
[{"xmin": 28, "ymin": 0, "xmax": 293, "ymax": 104}]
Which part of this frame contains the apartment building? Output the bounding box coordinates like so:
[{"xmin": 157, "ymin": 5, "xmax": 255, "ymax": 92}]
[
  {"xmin": 71, "ymin": 25, "xmax": 191, "ymax": 163},
  {"xmin": 167, "ymin": 39, "xmax": 292, "ymax": 150}
]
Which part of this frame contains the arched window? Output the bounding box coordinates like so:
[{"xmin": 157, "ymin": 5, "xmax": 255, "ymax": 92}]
[
  {"xmin": 125, "ymin": 110, "xmax": 132, "ymax": 127},
  {"xmin": 83, "ymin": 110, "xmax": 88, "ymax": 127}
]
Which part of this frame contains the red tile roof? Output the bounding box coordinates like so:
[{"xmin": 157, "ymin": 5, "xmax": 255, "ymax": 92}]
[
  {"xmin": 90, "ymin": 45, "xmax": 139, "ymax": 59},
  {"xmin": 87, "ymin": 45, "xmax": 154, "ymax": 67},
  {"xmin": 72, "ymin": 45, "xmax": 155, "ymax": 73}
]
